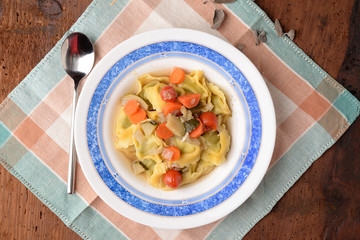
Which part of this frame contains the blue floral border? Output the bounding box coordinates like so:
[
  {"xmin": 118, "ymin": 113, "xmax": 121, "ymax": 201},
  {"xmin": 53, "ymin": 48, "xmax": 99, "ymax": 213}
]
[{"xmin": 86, "ymin": 41, "xmax": 262, "ymax": 216}]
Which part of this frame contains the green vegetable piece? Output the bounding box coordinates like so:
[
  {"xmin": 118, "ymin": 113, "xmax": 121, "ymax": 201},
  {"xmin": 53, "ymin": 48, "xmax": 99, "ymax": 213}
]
[
  {"xmin": 138, "ymin": 161, "xmax": 148, "ymax": 170},
  {"xmin": 202, "ymin": 131, "xmax": 221, "ymax": 151},
  {"xmin": 141, "ymin": 121, "xmax": 157, "ymax": 136},
  {"xmin": 141, "ymin": 159, "xmax": 156, "ymax": 171},
  {"xmin": 132, "ymin": 161, "xmax": 146, "ymax": 174},
  {"xmin": 122, "ymin": 115, "xmax": 132, "ymax": 128},
  {"xmin": 184, "ymin": 119, "xmax": 200, "ymax": 133},
  {"xmin": 166, "ymin": 115, "xmax": 186, "ymax": 137}
]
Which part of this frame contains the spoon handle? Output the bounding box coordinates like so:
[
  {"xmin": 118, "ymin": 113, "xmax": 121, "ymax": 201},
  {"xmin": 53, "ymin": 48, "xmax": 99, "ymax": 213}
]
[{"xmin": 67, "ymin": 88, "xmax": 78, "ymax": 194}]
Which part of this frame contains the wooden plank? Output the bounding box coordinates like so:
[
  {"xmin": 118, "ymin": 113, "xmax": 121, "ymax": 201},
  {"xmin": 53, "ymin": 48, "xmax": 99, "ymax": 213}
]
[
  {"xmin": 246, "ymin": 0, "xmax": 360, "ymax": 239},
  {"xmin": 0, "ymin": 1, "xmax": 91, "ymax": 239}
]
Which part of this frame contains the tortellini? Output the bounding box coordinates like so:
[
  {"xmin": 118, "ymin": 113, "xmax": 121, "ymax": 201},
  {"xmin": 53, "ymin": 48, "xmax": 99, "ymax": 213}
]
[
  {"xmin": 167, "ymin": 137, "xmax": 201, "ymax": 168},
  {"xmin": 132, "ymin": 124, "xmax": 164, "ymax": 163},
  {"xmin": 114, "ymin": 69, "xmax": 231, "ymax": 190},
  {"xmin": 207, "ymin": 82, "xmax": 231, "ymax": 115},
  {"xmin": 141, "ymin": 81, "xmax": 167, "ymax": 112},
  {"xmin": 200, "ymin": 126, "xmax": 231, "ymax": 166},
  {"xmin": 114, "ymin": 107, "xmax": 136, "ymax": 149}
]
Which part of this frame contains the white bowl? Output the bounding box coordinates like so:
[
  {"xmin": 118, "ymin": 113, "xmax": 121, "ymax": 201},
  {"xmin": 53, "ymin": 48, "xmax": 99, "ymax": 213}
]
[{"xmin": 75, "ymin": 28, "xmax": 276, "ymax": 229}]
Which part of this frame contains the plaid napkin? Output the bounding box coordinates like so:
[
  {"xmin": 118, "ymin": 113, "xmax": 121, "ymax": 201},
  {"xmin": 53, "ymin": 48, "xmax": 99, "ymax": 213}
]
[{"xmin": 1, "ymin": 0, "xmax": 359, "ymax": 239}]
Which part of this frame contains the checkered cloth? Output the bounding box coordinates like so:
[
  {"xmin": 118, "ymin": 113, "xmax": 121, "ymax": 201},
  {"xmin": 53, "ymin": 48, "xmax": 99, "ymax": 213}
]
[{"xmin": 1, "ymin": 0, "xmax": 359, "ymax": 239}]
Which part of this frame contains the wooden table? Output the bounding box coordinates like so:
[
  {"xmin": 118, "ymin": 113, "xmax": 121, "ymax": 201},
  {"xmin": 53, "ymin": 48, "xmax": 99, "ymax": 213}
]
[{"xmin": 1, "ymin": 0, "xmax": 359, "ymax": 239}]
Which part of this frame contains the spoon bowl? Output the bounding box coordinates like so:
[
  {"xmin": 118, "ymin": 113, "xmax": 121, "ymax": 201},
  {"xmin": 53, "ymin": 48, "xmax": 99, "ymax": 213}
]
[
  {"xmin": 61, "ymin": 32, "xmax": 95, "ymax": 193},
  {"xmin": 61, "ymin": 32, "xmax": 95, "ymax": 85}
]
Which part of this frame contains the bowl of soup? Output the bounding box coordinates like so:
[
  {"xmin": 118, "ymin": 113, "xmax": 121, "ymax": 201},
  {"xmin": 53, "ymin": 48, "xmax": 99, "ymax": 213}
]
[{"xmin": 75, "ymin": 28, "xmax": 276, "ymax": 229}]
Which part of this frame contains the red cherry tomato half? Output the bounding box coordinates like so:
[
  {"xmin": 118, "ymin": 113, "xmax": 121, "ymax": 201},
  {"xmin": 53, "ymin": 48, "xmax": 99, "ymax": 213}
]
[
  {"xmin": 160, "ymin": 85, "xmax": 177, "ymax": 102},
  {"xmin": 200, "ymin": 112, "xmax": 217, "ymax": 130},
  {"xmin": 203, "ymin": 125, "xmax": 213, "ymax": 133},
  {"xmin": 163, "ymin": 170, "xmax": 182, "ymax": 189}
]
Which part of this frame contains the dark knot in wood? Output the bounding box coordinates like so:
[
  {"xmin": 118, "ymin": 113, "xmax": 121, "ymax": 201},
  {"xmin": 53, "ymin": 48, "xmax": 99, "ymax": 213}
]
[{"xmin": 38, "ymin": 0, "xmax": 62, "ymax": 16}]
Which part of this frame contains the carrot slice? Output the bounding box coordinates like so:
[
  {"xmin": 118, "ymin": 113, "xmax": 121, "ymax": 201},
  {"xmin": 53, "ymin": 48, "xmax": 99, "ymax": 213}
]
[
  {"xmin": 169, "ymin": 67, "xmax": 185, "ymax": 84},
  {"xmin": 123, "ymin": 99, "xmax": 139, "ymax": 116},
  {"xmin": 189, "ymin": 119, "xmax": 204, "ymax": 138},
  {"xmin": 177, "ymin": 93, "xmax": 201, "ymax": 109},
  {"xmin": 162, "ymin": 146, "xmax": 181, "ymax": 161},
  {"xmin": 163, "ymin": 102, "xmax": 183, "ymax": 116},
  {"xmin": 128, "ymin": 108, "xmax": 146, "ymax": 124},
  {"xmin": 156, "ymin": 122, "xmax": 174, "ymax": 139}
]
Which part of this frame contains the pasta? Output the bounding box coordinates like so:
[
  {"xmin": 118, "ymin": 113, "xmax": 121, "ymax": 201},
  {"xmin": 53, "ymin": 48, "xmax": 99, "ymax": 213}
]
[{"xmin": 114, "ymin": 68, "xmax": 231, "ymax": 190}]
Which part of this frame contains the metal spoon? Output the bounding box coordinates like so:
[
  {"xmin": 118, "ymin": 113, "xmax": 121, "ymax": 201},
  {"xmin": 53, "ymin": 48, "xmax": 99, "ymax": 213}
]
[{"xmin": 61, "ymin": 32, "xmax": 95, "ymax": 194}]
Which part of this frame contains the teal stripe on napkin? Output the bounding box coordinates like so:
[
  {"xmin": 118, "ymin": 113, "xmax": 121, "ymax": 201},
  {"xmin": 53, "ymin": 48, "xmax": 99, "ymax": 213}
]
[
  {"xmin": 67, "ymin": 0, "xmax": 130, "ymax": 40},
  {"xmin": 1, "ymin": 0, "xmax": 359, "ymax": 239},
  {"xmin": 208, "ymin": 123, "xmax": 333, "ymax": 239},
  {"xmin": 0, "ymin": 1, "xmax": 131, "ymax": 239},
  {"xmin": 333, "ymin": 91, "xmax": 360, "ymax": 124},
  {"xmin": 0, "ymin": 149, "xmax": 125, "ymax": 239},
  {"xmin": 71, "ymin": 206, "xmax": 128, "ymax": 240},
  {"xmin": 12, "ymin": 151, "xmax": 88, "ymax": 224},
  {"xmin": 227, "ymin": 0, "xmax": 330, "ymax": 89},
  {"xmin": 10, "ymin": 0, "xmax": 130, "ymax": 115},
  {"xmin": 0, "ymin": 123, "xmax": 11, "ymax": 147},
  {"xmin": 207, "ymin": 1, "xmax": 360, "ymax": 238}
]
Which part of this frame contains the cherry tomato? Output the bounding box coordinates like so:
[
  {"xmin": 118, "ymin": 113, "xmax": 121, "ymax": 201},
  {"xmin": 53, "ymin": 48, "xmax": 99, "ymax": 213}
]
[
  {"xmin": 160, "ymin": 85, "xmax": 177, "ymax": 102},
  {"xmin": 203, "ymin": 125, "xmax": 213, "ymax": 133},
  {"xmin": 163, "ymin": 170, "xmax": 182, "ymax": 188},
  {"xmin": 200, "ymin": 112, "xmax": 217, "ymax": 130}
]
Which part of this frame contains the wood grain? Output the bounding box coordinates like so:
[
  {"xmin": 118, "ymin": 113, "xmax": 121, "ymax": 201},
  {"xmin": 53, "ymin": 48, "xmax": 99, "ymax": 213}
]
[
  {"xmin": 0, "ymin": 0, "xmax": 359, "ymax": 239},
  {"xmin": 246, "ymin": 0, "xmax": 360, "ymax": 239},
  {"xmin": 0, "ymin": 1, "xmax": 92, "ymax": 239}
]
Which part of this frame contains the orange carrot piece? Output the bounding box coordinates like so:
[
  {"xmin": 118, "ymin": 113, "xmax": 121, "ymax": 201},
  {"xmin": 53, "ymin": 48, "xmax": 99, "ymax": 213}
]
[
  {"xmin": 163, "ymin": 146, "xmax": 181, "ymax": 161},
  {"xmin": 128, "ymin": 108, "xmax": 146, "ymax": 124},
  {"xmin": 123, "ymin": 99, "xmax": 139, "ymax": 116},
  {"xmin": 177, "ymin": 93, "xmax": 201, "ymax": 109},
  {"xmin": 169, "ymin": 67, "xmax": 185, "ymax": 84},
  {"xmin": 189, "ymin": 119, "xmax": 204, "ymax": 138},
  {"xmin": 156, "ymin": 123, "xmax": 174, "ymax": 139},
  {"xmin": 163, "ymin": 102, "xmax": 183, "ymax": 116}
]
